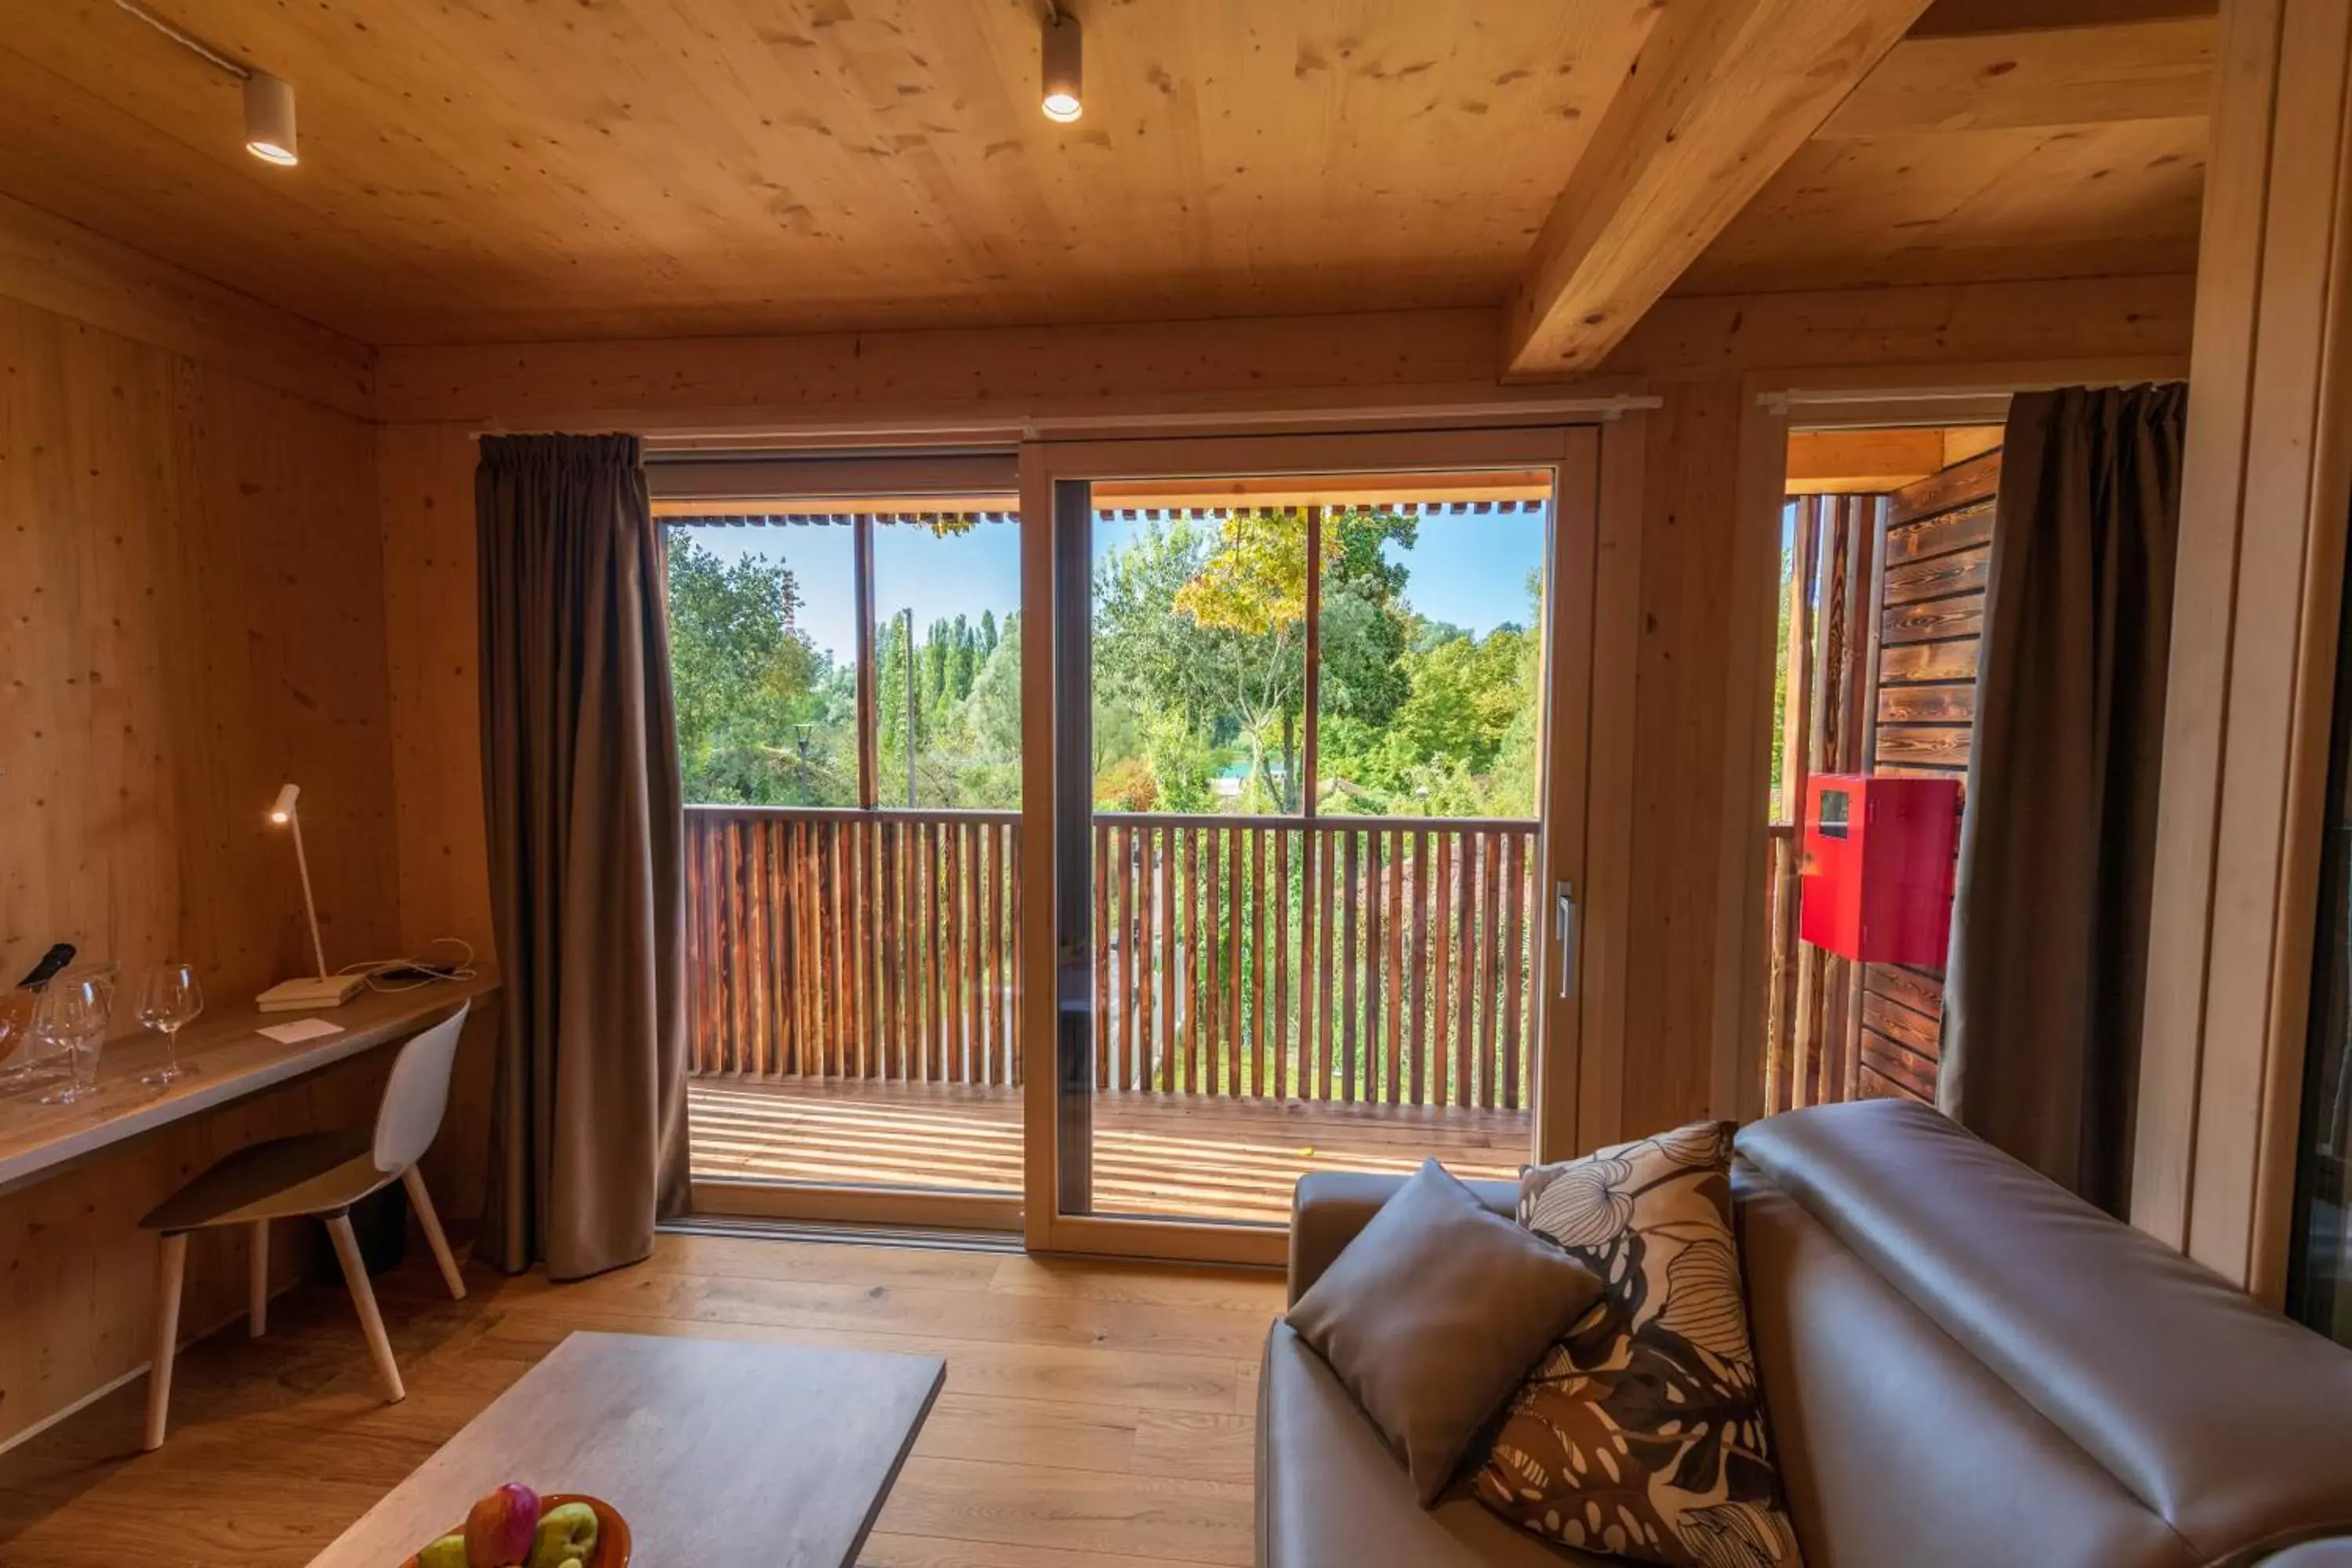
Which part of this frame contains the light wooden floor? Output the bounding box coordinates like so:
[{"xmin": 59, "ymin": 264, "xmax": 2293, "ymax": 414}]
[
  {"xmin": 0, "ymin": 1229, "xmax": 1287, "ymax": 1567},
  {"xmin": 691, "ymin": 1077, "xmax": 1533, "ymax": 1223}
]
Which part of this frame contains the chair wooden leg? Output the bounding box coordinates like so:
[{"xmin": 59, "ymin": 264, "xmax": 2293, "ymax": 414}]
[
  {"xmin": 143, "ymin": 1233, "xmax": 187, "ymax": 1450},
  {"xmin": 402, "ymin": 1165, "xmax": 466, "ymax": 1301},
  {"xmin": 325, "ymin": 1213, "xmax": 405, "ymax": 1404},
  {"xmin": 249, "ymin": 1219, "xmax": 270, "ymax": 1338}
]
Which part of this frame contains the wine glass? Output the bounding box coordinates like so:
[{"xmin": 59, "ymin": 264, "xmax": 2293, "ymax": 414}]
[
  {"xmin": 34, "ymin": 966, "xmax": 115, "ymax": 1105},
  {"xmin": 0, "ymin": 988, "xmax": 62, "ymax": 1093},
  {"xmin": 137, "ymin": 962, "xmax": 204, "ymax": 1086}
]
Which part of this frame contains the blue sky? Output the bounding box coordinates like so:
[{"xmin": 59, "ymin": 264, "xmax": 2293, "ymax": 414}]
[{"xmin": 680, "ymin": 505, "xmax": 1548, "ymax": 661}]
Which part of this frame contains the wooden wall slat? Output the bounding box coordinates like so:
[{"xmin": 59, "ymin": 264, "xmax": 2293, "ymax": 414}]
[
  {"xmin": 1875, "ymin": 725, "xmax": 1974, "ymax": 767},
  {"xmin": 1883, "ymin": 544, "xmax": 1990, "ymax": 605},
  {"xmin": 1880, "ymin": 640, "xmax": 1981, "ymax": 684},
  {"xmin": 1879, "ymin": 682, "xmax": 1976, "ymax": 723},
  {"xmin": 1882, "ymin": 590, "xmax": 1986, "ymax": 645}
]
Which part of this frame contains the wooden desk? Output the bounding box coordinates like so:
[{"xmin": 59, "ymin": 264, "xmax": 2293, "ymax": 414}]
[
  {"xmin": 307, "ymin": 1331, "xmax": 943, "ymax": 1568},
  {"xmin": 0, "ymin": 973, "xmax": 497, "ymax": 1199}
]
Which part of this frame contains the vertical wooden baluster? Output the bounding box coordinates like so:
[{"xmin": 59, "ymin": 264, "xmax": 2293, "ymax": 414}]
[
  {"xmin": 1091, "ymin": 821, "xmax": 1109, "ymax": 1091},
  {"xmin": 1504, "ymin": 832, "xmax": 1526, "ymax": 1111},
  {"xmin": 826, "ymin": 822, "xmax": 843, "ymax": 1080},
  {"xmin": 1298, "ymin": 827, "xmax": 1318, "ymax": 1101},
  {"xmin": 1454, "ymin": 830, "xmax": 1475, "ymax": 1109},
  {"xmin": 1203, "ymin": 826, "xmax": 1221, "ymax": 1096},
  {"xmin": 1341, "ymin": 829, "xmax": 1360, "ymax": 1104},
  {"xmin": 1317, "ymin": 826, "xmax": 1338, "ymax": 1101},
  {"xmin": 1385, "ymin": 827, "xmax": 1406, "ymax": 1105},
  {"xmin": 1232, "ymin": 827, "xmax": 1251, "ymax": 1100},
  {"xmin": 909, "ymin": 821, "xmax": 927, "ymax": 1083},
  {"xmin": 980, "ymin": 821, "xmax": 998, "ymax": 1085},
  {"xmin": 875, "ymin": 827, "xmax": 889, "ymax": 1086},
  {"xmin": 736, "ymin": 821, "xmax": 757, "ymax": 1076},
  {"xmin": 1129, "ymin": 832, "xmax": 1148, "ymax": 1091},
  {"xmin": 1410, "ymin": 829, "xmax": 1430, "ymax": 1106},
  {"xmin": 945, "ymin": 820, "xmax": 966, "ymax": 1083},
  {"xmin": 1363, "ymin": 831, "xmax": 1385, "ymax": 1102},
  {"xmin": 967, "ymin": 821, "xmax": 984, "ymax": 1087},
  {"xmin": 1432, "ymin": 831, "xmax": 1456, "ymax": 1108},
  {"xmin": 1158, "ymin": 824, "xmax": 1176, "ymax": 1092},
  {"xmin": 1007, "ymin": 821, "xmax": 1024, "ymax": 1087},
  {"xmin": 798, "ymin": 821, "xmax": 815, "ymax": 1080},
  {"xmin": 1279, "ymin": 832, "xmax": 1298, "ymax": 1105},
  {"xmin": 1183, "ymin": 826, "xmax": 1201, "ymax": 1095},
  {"xmin": 1250, "ymin": 827, "xmax": 1268, "ymax": 1098},
  {"xmin": 1115, "ymin": 824, "xmax": 1134, "ymax": 1091},
  {"xmin": 931, "ymin": 820, "xmax": 949, "ymax": 1083},
  {"xmin": 1479, "ymin": 829, "xmax": 1502, "ymax": 1110}
]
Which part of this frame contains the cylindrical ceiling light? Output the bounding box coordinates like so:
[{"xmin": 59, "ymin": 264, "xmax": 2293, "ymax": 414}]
[
  {"xmin": 243, "ymin": 71, "xmax": 298, "ymax": 165},
  {"xmin": 113, "ymin": 2, "xmax": 298, "ymax": 167},
  {"xmin": 1040, "ymin": 7, "xmax": 1082, "ymax": 123}
]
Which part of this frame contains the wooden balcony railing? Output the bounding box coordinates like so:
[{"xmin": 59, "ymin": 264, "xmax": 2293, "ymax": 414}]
[
  {"xmin": 685, "ymin": 806, "xmax": 1022, "ymax": 1086},
  {"xmin": 684, "ymin": 806, "xmax": 1541, "ymax": 1112}
]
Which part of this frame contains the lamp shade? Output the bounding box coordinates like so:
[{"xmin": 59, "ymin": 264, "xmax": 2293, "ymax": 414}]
[
  {"xmin": 1041, "ymin": 12, "xmax": 1082, "ymax": 122},
  {"xmin": 244, "ymin": 71, "xmax": 297, "ymax": 165}
]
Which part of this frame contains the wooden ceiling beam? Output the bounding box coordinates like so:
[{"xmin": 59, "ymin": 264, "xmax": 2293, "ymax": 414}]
[
  {"xmin": 1502, "ymin": 0, "xmax": 1935, "ymax": 379},
  {"xmin": 1819, "ymin": 15, "xmax": 2215, "ymax": 138}
]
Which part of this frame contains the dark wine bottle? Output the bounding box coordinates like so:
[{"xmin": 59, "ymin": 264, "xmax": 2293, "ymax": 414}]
[{"xmin": 14, "ymin": 943, "xmax": 75, "ymax": 990}]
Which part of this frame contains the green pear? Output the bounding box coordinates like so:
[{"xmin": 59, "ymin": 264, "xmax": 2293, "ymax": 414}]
[
  {"xmin": 417, "ymin": 1536, "xmax": 468, "ymax": 1568},
  {"xmin": 527, "ymin": 1502, "xmax": 601, "ymax": 1567}
]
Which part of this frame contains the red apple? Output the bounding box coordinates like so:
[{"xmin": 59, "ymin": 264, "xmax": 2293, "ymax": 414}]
[{"xmin": 463, "ymin": 1483, "xmax": 542, "ymax": 1567}]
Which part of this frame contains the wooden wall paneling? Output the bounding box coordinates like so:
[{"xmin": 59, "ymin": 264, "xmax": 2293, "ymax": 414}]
[
  {"xmin": 0, "ymin": 287, "xmax": 404, "ymax": 1450},
  {"xmin": 2138, "ymin": 0, "xmax": 2352, "ymax": 1300},
  {"xmin": 0, "ymin": 193, "xmax": 372, "ymax": 419},
  {"xmin": 1611, "ymin": 274, "xmax": 2198, "ymax": 383},
  {"xmin": 362, "ymin": 278, "xmax": 2198, "ymax": 434}
]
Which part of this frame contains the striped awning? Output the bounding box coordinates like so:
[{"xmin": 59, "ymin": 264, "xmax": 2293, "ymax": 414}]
[{"xmin": 662, "ymin": 499, "xmax": 1540, "ymax": 528}]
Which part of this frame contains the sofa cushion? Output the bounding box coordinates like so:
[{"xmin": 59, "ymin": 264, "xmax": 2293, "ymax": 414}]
[
  {"xmin": 1475, "ymin": 1121, "xmax": 1802, "ymax": 1567},
  {"xmin": 1261, "ymin": 1321, "xmax": 1607, "ymax": 1568},
  {"xmin": 1287, "ymin": 1159, "xmax": 1606, "ymax": 1504}
]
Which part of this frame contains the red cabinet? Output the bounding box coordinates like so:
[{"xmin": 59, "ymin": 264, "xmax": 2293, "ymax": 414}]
[{"xmin": 1798, "ymin": 774, "xmax": 1962, "ymax": 967}]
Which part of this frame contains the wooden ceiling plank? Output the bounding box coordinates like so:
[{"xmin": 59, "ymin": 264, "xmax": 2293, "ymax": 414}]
[
  {"xmin": 1784, "ymin": 428, "xmax": 1948, "ymax": 492},
  {"xmin": 1820, "ymin": 16, "xmax": 2216, "ymax": 137},
  {"xmin": 1911, "ymin": 0, "xmax": 2216, "ymax": 38},
  {"xmin": 1504, "ymin": 0, "xmax": 1936, "ymax": 378}
]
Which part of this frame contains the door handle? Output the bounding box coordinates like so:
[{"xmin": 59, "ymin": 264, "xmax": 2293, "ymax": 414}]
[{"xmin": 1555, "ymin": 880, "xmax": 1578, "ymax": 1002}]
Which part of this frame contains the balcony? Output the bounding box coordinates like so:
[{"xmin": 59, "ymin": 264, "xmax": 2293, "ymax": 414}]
[{"xmin": 682, "ymin": 804, "xmax": 1539, "ymax": 1222}]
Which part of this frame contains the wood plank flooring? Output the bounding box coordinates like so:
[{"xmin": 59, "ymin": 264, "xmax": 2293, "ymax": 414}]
[
  {"xmin": 0, "ymin": 1229, "xmax": 1287, "ymax": 1567},
  {"xmin": 691, "ymin": 1077, "xmax": 1531, "ymax": 1223}
]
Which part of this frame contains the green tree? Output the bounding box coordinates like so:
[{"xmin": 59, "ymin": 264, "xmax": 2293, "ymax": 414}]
[{"xmin": 664, "ymin": 530, "xmax": 849, "ymax": 805}]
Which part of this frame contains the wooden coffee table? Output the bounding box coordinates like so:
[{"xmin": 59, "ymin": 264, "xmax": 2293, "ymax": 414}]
[{"xmin": 307, "ymin": 1330, "xmax": 943, "ymax": 1566}]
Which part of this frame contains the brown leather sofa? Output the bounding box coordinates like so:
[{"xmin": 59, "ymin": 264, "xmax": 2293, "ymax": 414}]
[{"xmin": 1259, "ymin": 1098, "xmax": 2352, "ymax": 1567}]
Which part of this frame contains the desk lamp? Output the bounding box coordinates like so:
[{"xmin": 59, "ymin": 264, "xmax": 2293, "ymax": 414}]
[{"xmin": 255, "ymin": 783, "xmax": 365, "ymax": 1011}]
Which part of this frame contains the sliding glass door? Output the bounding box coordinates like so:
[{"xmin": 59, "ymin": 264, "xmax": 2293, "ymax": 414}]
[
  {"xmin": 658, "ymin": 456, "xmax": 1027, "ymax": 1227},
  {"xmin": 1026, "ymin": 428, "xmax": 1599, "ymax": 1257}
]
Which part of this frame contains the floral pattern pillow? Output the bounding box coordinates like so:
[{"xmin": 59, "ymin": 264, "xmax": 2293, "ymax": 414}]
[{"xmin": 1473, "ymin": 1121, "xmax": 1803, "ymax": 1567}]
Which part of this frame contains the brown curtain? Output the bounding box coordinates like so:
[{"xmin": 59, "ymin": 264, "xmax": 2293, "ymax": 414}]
[
  {"xmin": 1940, "ymin": 384, "xmax": 2186, "ymax": 1216},
  {"xmin": 476, "ymin": 434, "xmax": 688, "ymax": 1279}
]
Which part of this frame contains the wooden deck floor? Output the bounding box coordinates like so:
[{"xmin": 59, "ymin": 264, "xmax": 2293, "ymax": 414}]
[
  {"xmin": 0, "ymin": 1230, "xmax": 1286, "ymax": 1567},
  {"xmin": 690, "ymin": 1077, "xmax": 1533, "ymax": 1225}
]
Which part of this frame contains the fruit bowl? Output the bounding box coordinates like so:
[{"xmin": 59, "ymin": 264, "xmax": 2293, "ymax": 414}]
[{"xmin": 404, "ymin": 1494, "xmax": 630, "ymax": 1568}]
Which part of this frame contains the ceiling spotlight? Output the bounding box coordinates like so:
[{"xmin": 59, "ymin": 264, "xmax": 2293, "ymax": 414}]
[
  {"xmin": 113, "ymin": 1, "xmax": 297, "ymax": 167},
  {"xmin": 243, "ymin": 71, "xmax": 298, "ymax": 165},
  {"xmin": 1040, "ymin": 7, "xmax": 1083, "ymax": 123}
]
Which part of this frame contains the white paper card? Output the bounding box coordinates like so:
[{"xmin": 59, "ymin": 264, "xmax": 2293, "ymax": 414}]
[{"xmin": 256, "ymin": 1018, "xmax": 345, "ymax": 1045}]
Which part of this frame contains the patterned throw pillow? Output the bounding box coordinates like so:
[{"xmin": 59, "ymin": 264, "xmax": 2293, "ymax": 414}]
[{"xmin": 1473, "ymin": 1121, "xmax": 1803, "ymax": 1568}]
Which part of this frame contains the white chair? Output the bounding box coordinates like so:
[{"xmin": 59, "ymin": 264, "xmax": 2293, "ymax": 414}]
[{"xmin": 138, "ymin": 1001, "xmax": 471, "ymax": 1449}]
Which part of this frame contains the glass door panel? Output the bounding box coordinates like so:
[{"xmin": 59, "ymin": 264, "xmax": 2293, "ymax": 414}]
[
  {"xmin": 665, "ymin": 486, "xmax": 1025, "ymax": 1210},
  {"xmin": 1048, "ymin": 460, "xmax": 1573, "ymax": 1229}
]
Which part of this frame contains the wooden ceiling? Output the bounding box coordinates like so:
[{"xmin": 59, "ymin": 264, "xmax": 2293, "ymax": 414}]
[
  {"xmin": 1677, "ymin": 11, "xmax": 2212, "ymax": 295},
  {"xmin": 0, "ymin": 0, "xmax": 2213, "ymax": 353}
]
